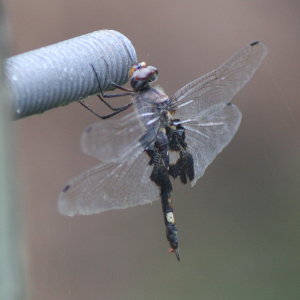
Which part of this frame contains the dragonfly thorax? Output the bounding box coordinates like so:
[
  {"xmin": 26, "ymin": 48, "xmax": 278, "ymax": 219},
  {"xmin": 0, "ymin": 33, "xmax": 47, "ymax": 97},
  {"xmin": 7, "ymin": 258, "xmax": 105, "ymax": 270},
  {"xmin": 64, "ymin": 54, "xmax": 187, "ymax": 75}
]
[{"xmin": 158, "ymin": 109, "xmax": 174, "ymax": 128}]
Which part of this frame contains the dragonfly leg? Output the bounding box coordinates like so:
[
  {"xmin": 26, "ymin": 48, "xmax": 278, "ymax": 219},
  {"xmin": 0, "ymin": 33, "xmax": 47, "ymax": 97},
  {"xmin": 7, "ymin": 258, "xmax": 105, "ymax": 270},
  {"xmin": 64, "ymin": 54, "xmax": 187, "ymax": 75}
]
[
  {"xmin": 110, "ymin": 82, "xmax": 134, "ymax": 92},
  {"xmin": 79, "ymin": 100, "xmax": 131, "ymax": 119},
  {"xmin": 101, "ymin": 58, "xmax": 134, "ymax": 93},
  {"xmin": 96, "ymin": 94, "xmax": 132, "ymax": 111},
  {"xmin": 91, "ymin": 64, "xmax": 134, "ymax": 111}
]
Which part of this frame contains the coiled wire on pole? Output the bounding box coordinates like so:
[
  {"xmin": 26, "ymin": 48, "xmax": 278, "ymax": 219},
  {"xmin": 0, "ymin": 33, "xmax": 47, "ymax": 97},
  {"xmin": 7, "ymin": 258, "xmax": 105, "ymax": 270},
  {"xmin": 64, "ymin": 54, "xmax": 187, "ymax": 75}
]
[{"xmin": 5, "ymin": 30, "xmax": 137, "ymax": 119}]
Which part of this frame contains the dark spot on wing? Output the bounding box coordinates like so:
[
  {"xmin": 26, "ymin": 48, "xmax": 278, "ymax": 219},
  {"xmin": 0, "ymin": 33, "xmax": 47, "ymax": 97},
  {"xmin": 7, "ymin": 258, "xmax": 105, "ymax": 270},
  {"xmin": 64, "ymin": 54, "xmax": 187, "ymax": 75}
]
[
  {"xmin": 62, "ymin": 184, "xmax": 70, "ymax": 192},
  {"xmin": 226, "ymin": 102, "xmax": 232, "ymax": 106},
  {"xmin": 250, "ymin": 41, "xmax": 259, "ymax": 46}
]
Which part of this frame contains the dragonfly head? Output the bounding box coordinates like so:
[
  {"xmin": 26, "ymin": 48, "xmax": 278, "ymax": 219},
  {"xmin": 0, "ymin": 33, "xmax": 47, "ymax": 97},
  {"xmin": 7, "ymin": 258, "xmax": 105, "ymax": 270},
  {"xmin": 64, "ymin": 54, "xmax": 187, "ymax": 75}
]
[{"xmin": 129, "ymin": 62, "xmax": 158, "ymax": 91}]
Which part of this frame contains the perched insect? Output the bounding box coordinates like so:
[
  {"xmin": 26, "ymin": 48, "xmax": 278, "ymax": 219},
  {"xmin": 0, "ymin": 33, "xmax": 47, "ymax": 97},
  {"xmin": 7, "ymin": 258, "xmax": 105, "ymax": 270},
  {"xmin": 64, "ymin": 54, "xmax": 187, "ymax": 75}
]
[{"xmin": 59, "ymin": 41, "xmax": 267, "ymax": 261}]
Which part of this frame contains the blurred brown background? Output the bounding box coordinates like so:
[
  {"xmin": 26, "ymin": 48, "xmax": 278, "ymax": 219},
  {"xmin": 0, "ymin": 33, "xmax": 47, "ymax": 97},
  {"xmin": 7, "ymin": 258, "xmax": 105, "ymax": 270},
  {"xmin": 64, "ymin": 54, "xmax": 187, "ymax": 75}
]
[{"xmin": 3, "ymin": 0, "xmax": 300, "ymax": 299}]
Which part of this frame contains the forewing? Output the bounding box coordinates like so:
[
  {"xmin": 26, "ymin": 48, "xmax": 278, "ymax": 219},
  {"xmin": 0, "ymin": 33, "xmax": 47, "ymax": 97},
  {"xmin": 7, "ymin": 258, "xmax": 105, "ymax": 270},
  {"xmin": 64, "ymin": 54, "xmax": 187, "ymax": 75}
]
[
  {"xmin": 171, "ymin": 41, "xmax": 267, "ymax": 120},
  {"xmin": 183, "ymin": 103, "xmax": 242, "ymax": 185},
  {"xmin": 81, "ymin": 110, "xmax": 147, "ymax": 162},
  {"xmin": 58, "ymin": 149, "xmax": 159, "ymax": 216}
]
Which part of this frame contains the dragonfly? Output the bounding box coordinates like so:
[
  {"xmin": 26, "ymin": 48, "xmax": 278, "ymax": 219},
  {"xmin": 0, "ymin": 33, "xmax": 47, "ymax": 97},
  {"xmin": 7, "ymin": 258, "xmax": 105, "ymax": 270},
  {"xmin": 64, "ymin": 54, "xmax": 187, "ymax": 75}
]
[{"xmin": 58, "ymin": 41, "xmax": 267, "ymax": 261}]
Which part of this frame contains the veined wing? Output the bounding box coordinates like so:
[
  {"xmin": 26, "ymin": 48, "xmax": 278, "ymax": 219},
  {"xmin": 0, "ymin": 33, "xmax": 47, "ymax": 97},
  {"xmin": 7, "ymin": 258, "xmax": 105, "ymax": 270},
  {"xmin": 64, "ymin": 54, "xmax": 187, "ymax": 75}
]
[
  {"xmin": 58, "ymin": 148, "xmax": 159, "ymax": 216},
  {"xmin": 61, "ymin": 98, "xmax": 163, "ymax": 215},
  {"xmin": 171, "ymin": 41, "xmax": 266, "ymax": 185},
  {"xmin": 181, "ymin": 102, "xmax": 242, "ymax": 185},
  {"xmin": 81, "ymin": 110, "xmax": 152, "ymax": 163},
  {"xmin": 171, "ymin": 41, "xmax": 267, "ymax": 120}
]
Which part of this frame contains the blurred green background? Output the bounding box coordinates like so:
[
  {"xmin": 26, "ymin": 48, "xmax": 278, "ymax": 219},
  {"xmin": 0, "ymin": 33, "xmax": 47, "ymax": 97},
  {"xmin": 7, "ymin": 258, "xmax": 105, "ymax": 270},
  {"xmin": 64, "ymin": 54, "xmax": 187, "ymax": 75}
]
[{"xmin": 3, "ymin": 0, "xmax": 300, "ymax": 299}]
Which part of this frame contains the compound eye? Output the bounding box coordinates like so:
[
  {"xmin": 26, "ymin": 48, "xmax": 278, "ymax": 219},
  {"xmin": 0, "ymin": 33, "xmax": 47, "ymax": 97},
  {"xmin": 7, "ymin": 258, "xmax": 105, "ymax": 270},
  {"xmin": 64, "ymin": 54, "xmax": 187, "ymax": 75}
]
[
  {"xmin": 128, "ymin": 64, "xmax": 138, "ymax": 78},
  {"xmin": 147, "ymin": 66, "xmax": 158, "ymax": 82},
  {"xmin": 134, "ymin": 68, "xmax": 154, "ymax": 80},
  {"xmin": 148, "ymin": 66, "xmax": 158, "ymax": 74},
  {"xmin": 148, "ymin": 73, "xmax": 158, "ymax": 82}
]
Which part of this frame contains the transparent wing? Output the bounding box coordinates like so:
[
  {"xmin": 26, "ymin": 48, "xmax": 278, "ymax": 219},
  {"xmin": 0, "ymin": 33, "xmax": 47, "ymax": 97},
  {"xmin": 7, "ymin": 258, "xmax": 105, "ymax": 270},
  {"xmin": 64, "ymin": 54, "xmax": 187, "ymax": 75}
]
[
  {"xmin": 58, "ymin": 149, "xmax": 159, "ymax": 216},
  {"xmin": 182, "ymin": 103, "xmax": 242, "ymax": 185},
  {"xmin": 171, "ymin": 41, "xmax": 267, "ymax": 120},
  {"xmin": 171, "ymin": 41, "xmax": 266, "ymax": 185},
  {"xmin": 80, "ymin": 110, "xmax": 148, "ymax": 163}
]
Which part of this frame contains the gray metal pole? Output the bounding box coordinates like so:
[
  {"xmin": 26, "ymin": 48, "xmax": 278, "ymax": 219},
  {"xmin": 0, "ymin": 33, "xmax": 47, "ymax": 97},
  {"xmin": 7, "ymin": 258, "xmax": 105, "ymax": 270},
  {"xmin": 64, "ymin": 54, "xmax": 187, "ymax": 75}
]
[
  {"xmin": 5, "ymin": 30, "xmax": 137, "ymax": 119},
  {"xmin": 0, "ymin": 1, "xmax": 26, "ymax": 299}
]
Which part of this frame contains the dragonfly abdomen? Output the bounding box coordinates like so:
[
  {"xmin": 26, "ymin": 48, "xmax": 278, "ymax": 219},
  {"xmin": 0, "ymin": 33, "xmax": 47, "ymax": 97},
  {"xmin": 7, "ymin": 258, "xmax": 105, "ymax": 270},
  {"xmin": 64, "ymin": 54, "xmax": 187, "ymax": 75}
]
[
  {"xmin": 161, "ymin": 191, "xmax": 180, "ymax": 261},
  {"xmin": 145, "ymin": 128, "xmax": 181, "ymax": 260}
]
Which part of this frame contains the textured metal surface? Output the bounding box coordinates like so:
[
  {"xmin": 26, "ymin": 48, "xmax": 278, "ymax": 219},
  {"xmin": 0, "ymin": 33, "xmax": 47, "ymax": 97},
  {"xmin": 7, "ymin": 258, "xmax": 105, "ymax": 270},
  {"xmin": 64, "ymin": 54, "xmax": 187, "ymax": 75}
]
[
  {"xmin": 5, "ymin": 30, "xmax": 137, "ymax": 119},
  {"xmin": 0, "ymin": 0, "xmax": 25, "ymax": 299}
]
